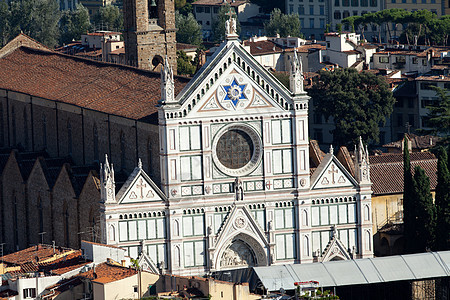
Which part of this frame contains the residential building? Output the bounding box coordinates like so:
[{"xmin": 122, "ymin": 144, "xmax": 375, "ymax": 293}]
[
  {"xmin": 416, "ymin": 72, "xmax": 450, "ymax": 130},
  {"xmin": 192, "ymin": 0, "xmax": 261, "ymax": 39},
  {"xmin": 285, "ymin": 0, "xmax": 328, "ymax": 40}
]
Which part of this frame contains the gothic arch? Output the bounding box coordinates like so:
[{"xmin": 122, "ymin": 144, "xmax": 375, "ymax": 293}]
[{"xmin": 213, "ymin": 232, "xmax": 268, "ymax": 271}]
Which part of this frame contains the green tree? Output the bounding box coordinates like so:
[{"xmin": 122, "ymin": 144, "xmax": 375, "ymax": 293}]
[
  {"xmin": 403, "ymin": 138, "xmax": 416, "ymax": 254},
  {"xmin": 308, "ymin": 68, "xmax": 395, "ymax": 147},
  {"xmin": 424, "ymin": 87, "xmax": 450, "ymax": 146},
  {"xmin": 60, "ymin": 4, "xmax": 91, "ymax": 45},
  {"xmin": 177, "ymin": 50, "xmax": 196, "ymax": 76},
  {"xmin": 175, "ymin": 0, "xmax": 193, "ymax": 15},
  {"xmin": 264, "ymin": 8, "xmax": 301, "ymax": 38},
  {"xmin": 413, "ymin": 166, "xmax": 436, "ymax": 252},
  {"xmin": 434, "ymin": 147, "xmax": 450, "ymax": 251},
  {"xmin": 175, "ymin": 12, "xmax": 202, "ymax": 46},
  {"xmin": 93, "ymin": 5, "xmax": 123, "ymax": 31},
  {"xmin": 0, "ymin": 1, "xmax": 10, "ymax": 47},
  {"xmin": 211, "ymin": 5, "xmax": 240, "ymax": 42}
]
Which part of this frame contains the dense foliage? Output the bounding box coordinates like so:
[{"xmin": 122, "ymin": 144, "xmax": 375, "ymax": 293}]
[
  {"xmin": 175, "ymin": 11, "xmax": 202, "ymax": 46},
  {"xmin": 424, "ymin": 87, "xmax": 450, "ymax": 146},
  {"xmin": 60, "ymin": 4, "xmax": 91, "ymax": 45},
  {"xmin": 264, "ymin": 9, "xmax": 302, "ymax": 38},
  {"xmin": 434, "ymin": 147, "xmax": 450, "ymax": 251},
  {"xmin": 211, "ymin": 5, "xmax": 241, "ymax": 42},
  {"xmin": 0, "ymin": 1, "xmax": 122, "ymax": 48},
  {"xmin": 177, "ymin": 50, "xmax": 196, "ymax": 76},
  {"xmin": 343, "ymin": 9, "xmax": 450, "ymax": 45},
  {"xmin": 308, "ymin": 68, "xmax": 395, "ymax": 147}
]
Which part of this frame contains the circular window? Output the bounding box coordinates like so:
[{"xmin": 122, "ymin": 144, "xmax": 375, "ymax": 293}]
[
  {"xmin": 212, "ymin": 124, "xmax": 262, "ymax": 176},
  {"xmin": 217, "ymin": 130, "xmax": 254, "ymax": 169}
]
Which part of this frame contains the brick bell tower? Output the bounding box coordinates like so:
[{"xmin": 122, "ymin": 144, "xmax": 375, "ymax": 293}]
[{"xmin": 123, "ymin": 0, "xmax": 177, "ymax": 73}]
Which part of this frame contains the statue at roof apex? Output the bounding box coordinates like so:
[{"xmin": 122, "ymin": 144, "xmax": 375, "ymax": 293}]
[{"xmin": 225, "ymin": 8, "xmax": 238, "ymax": 40}]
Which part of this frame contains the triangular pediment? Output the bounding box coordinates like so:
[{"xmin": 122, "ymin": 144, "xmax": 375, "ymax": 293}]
[
  {"xmin": 311, "ymin": 153, "xmax": 357, "ymax": 190},
  {"xmin": 116, "ymin": 167, "xmax": 166, "ymax": 204},
  {"xmin": 138, "ymin": 250, "xmax": 159, "ymax": 274},
  {"xmin": 321, "ymin": 233, "xmax": 352, "ymax": 262},
  {"xmin": 213, "ymin": 204, "xmax": 268, "ymax": 251},
  {"xmin": 171, "ymin": 41, "xmax": 297, "ymax": 118}
]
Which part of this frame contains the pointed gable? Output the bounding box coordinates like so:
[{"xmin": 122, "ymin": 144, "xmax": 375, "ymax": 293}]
[
  {"xmin": 170, "ymin": 40, "xmax": 295, "ymax": 118},
  {"xmin": 116, "ymin": 166, "xmax": 166, "ymax": 204},
  {"xmin": 311, "ymin": 152, "xmax": 357, "ymax": 190}
]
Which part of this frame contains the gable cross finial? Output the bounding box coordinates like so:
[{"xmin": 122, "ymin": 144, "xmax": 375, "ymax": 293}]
[
  {"xmin": 225, "ymin": 7, "xmax": 238, "ymax": 40},
  {"xmin": 101, "ymin": 154, "xmax": 116, "ymax": 204},
  {"xmin": 289, "ymin": 50, "xmax": 304, "ymax": 95},
  {"xmin": 354, "ymin": 136, "xmax": 370, "ymax": 184}
]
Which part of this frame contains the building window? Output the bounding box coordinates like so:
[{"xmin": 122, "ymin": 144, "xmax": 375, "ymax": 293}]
[
  {"xmin": 379, "ymin": 56, "xmax": 389, "ymax": 63},
  {"xmin": 184, "ymin": 240, "xmax": 205, "ymax": 267},
  {"xmin": 0, "ymin": 105, "xmax": 3, "ymax": 147},
  {"xmin": 353, "ymin": 10, "xmax": 358, "ymax": 15},
  {"xmin": 396, "ymin": 113, "xmax": 403, "ymax": 127},
  {"xmin": 392, "ymin": 0, "xmax": 395, "ymax": 2},
  {"xmin": 422, "ymin": 59, "xmax": 428, "ymax": 66},
  {"xmin": 351, "ymin": 0, "xmax": 358, "ymax": 5},
  {"xmin": 290, "ymin": 4, "xmax": 294, "ymax": 13},
  {"xmin": 23, "ymin": 108, "xmax": 28, "ymax": 149},
  {"xmin": 412, "ymin": 0, "xmax": 416, "ymax": 3},
  {"xmin": 275, "ymin": 208, "xmax": 295, "ymax": 229},
  {"xmin": 11, "ymin": 106, "xmax": 16, "ymax": 146},
  {"xmin": 298, "ymin": 5, "xmax": 305, "ymax": 14},
  {"xmin": 93, "ymin": 125, "xmax": 99, "ymax": 161},
  {"xmin": 23, "ymin": 288, "xmax": 36, "ymax": 298},
  {"xmin": 334, "ymin": 10, "xmax": 341, "ymax": 19},
  {"xmin": 180, "ymin": 156, "xmax": 202, "ymax": 181},
  {"xmin": 67, "ymin": 122, "xmax": 72, "ymax": 155},
  {"xmin": 38, "ymin": 198, "xmax": 44, "ymax": 234},
  {"xmin": 196, "ymin": 6, "xmax": 203, "ymax": 13},
  {"xmin": 42, "ymin": 115, "xmax": 47, "ymax": 149},
  {"xmin": 421, "ymin": 0, "xmax": 426, "ymax": 3},
  {"xmin": 320, "ymin": 18, "xmax": 325, "ymax": 28},
  {"xmin": 343, "ymin": 0, "xmax": 349, "ymax": 6},
  {"xmin": 273, "ymin": 149, "xmax": 293, "ymax": 174},
  {"xmin": 335, "ymin": 0, "xmax": 340, "ymax": 6},
  {"xmin": 120, "ymin": 131, "xmax": 126, "ymax": 170},
  {"xmin": 179, "ymin": 126, "xmax": 201, "ymax": 151},
  {"xmin": 320, "ymin": 5, "xmax": 324, "ymax": 14},
  {"xmin": 272, "ymin": 119, "xmax": 291, "ymax": 144},
  {"xmin": 309, "ymin": 5, "xmax": 314, "ymax": 14},
  {"xmin": 213, "ymin": 7, "xmax": 219, "ymax": 13},
  {"xmin": 360, "ymin": 0, "xmax": 368, "ymax": 6},
  {"xmin": 300, "ymin": 18, "xmax": 305, "ymax": 27},
  {"xmin": 276, "ymin": 233, "xmax": 296, "ymax": 260},
  {"xmin": 343, "ymin": 10, "xmax": 350, "ymax": 18},
  {"xmin": 370, "ymin": 0, "xmax": 377, "ymax": 6},
  {"xmin": 204, "ymin": 6, "xmax": 210, "ymax": 13},
  {"xmin": 420, "ymin": 82, "xmax": 437, "ymax": 90},
  {"xmin": 183, "ymin": 215, "xmax": 204, "ymax": 236},
  {"xmin": 309, "ymin": 18, "xmax": 315, "ymax": 28},
  {"xmin": 412, "ymin": 57, "xmax": 418, "ymax": 64}
]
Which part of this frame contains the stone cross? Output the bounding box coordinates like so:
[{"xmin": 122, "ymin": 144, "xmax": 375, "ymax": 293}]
[
  {"xmin": 328, "ymin": 164, "xmax": 338, "ymax": 184},
  {"xmin": 137, "ymin": 178, "xmax": 147, "ymax": 199}
]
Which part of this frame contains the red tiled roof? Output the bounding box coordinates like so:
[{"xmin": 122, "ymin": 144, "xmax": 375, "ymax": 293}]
[
  {"xmin": 177, "ymin": 43, "xmax": 199, "ymax": 51},
  {"xmin": 84, "ymin": 262, "xmax": 137, "ymax": 284},
  {"xmin": 0, "ymin": 47, "xmax": 191, "ymax": 121},
  {"xmin": 0, "ymin": 289, "xmax": 18, "ymax": 299},
  {"xmin": 416, "ymin": 75, "xmax": 450, "ymax": 82},
  {"xmin": 284, "ymin": 44, "xmax": 326, "ymax": 53},
  {"xmin": 81, "ymin": 240, "xmax": 125, "ymax": 250},
  {"xmin": 243, "ymin": 40, "xmax": 283, "ymax": 55},
  {"xmin": 370, "ymin": 152, "xmax": 437, "ymax": 195},
  {"xmin": 383, "ymin": 134, "xmax": 441, "ymax": 150},
  {"xmin": 0, "ymin": 244, "xmax": 71, "ymax": 265}
]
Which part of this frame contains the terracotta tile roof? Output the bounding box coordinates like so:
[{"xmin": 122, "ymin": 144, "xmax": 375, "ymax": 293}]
[
  {"xmin": 370, "ymin": 152, "xmax": 437, "ymax": 195},
  {"xmin": 243, "ymin": 40, "xmax": 283, "ymax": 55},
  {"xmin": 383, "ymin": 134, "xmax": 441, "ymax": 151},
  {"xmin": 369, "ymin": 151, "xmax": 436, "ymax": 164},
  {"xmin": 0, "ymin": 47, "xmax": 191, "ymax": 122},
  {"xmin": 192, "ymin": 0, "xmax": 247, "ymax": 6},
  {"xmin": 177, "ymin": 43, "xmax": 199, "ymax": 52},
  {"xmin": 416, "ymin": 75, "xmax": 450, "ymax": 82},
  {"xmin": 0, "ymin": 244, "xmax": 73, "ymax": 266},
  {"xmin": 284, "ymin": 44, "xmax": 326, "ymax": 53},
  {"xmin": 0, "ymin": 289, "xmax": 18, "ymax": 299},
  {"xmin": 84, "ymin": 262, "xmax": 137, "ymax": 284},
  {"xmin": 109, "ymin": 48, "xmax": 125, "ymax": 55}
]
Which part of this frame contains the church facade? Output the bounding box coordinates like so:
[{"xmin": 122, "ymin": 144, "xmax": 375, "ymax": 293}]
[{"xmin": 100, "ymin": 24, "xmax": 374, "ymax": 275}]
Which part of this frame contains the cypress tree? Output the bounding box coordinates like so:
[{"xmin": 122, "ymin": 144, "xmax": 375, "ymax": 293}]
[
  {"xmin": 413, "ymin": 166, "xmax": 436, "ymax": 252},
  {"xmin": 435, "ymin": 147, "xmax": 450, "ymax": 251},
  {"xmin": 403, "ymin": 137, "xmax": 416, "ymax": 253}
]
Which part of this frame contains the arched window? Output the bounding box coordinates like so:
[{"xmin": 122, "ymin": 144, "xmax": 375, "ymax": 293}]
[
  {"xmin": 13, "ymin": 192, "xmax": 18, "ymax": 249},
  {"xmin": 303, "ymin": 235, "xmax": 309, "ymax": 256},
  {"xmin": 63, "ymin": 203, "xmax": 70, "ymax": 247},
  {"xmin": 364, "ymin": 205, "xmax": 370, "ymax": 221},
  {"xmin": 93, "ymin": 124, "xmax": 99, "ymax": 161},
  {"xmin": 174, "ymin": 246, "xmax": 181, "ymax": 267},
  {"xmin": 147, "ymin": 138, "xmax": 153, "ymax": 175},
  {"xmin": 173, "ymin": 220, "xmax": 179, "ymax": 237},
  {"xmin": 42, "ymin": 115, "xmax": 47, "ymax": 149},
  {"xmin": 302, "ymin": 210, "xmax": 308, "ymax": 226},
  {"xmin": 109, "ymin": 225, "xmax": 115, "ymax": 242},
  {"xmin": 38, "ymin": 197, "xmax": 44, "ymax": 234},
  {"xmin": 23, "ymin": 108, "xmax": 28, "ymax": 149},
  {"xmin": 0, "ymin": 105, "xmax": 4, "ymax": 147},
  {"xmin": 365, "ymin": 230, "xmax": 371, "ymax": 251},
  {"xmin": 120, "ymin": 131, "xmax": 126, "ymax": 170},
  {"xmin": 67, "ymin": 121, "xmax": 72, "ymax": 155},
  {"xmin": 11, "ymin": 106, "xmax": 16, "ymax": 146}
]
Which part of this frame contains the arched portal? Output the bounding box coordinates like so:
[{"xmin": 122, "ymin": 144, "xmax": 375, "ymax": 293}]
[{"xmin": 214, "ymin": 233, "xmax": 267, "ymax": 270}]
